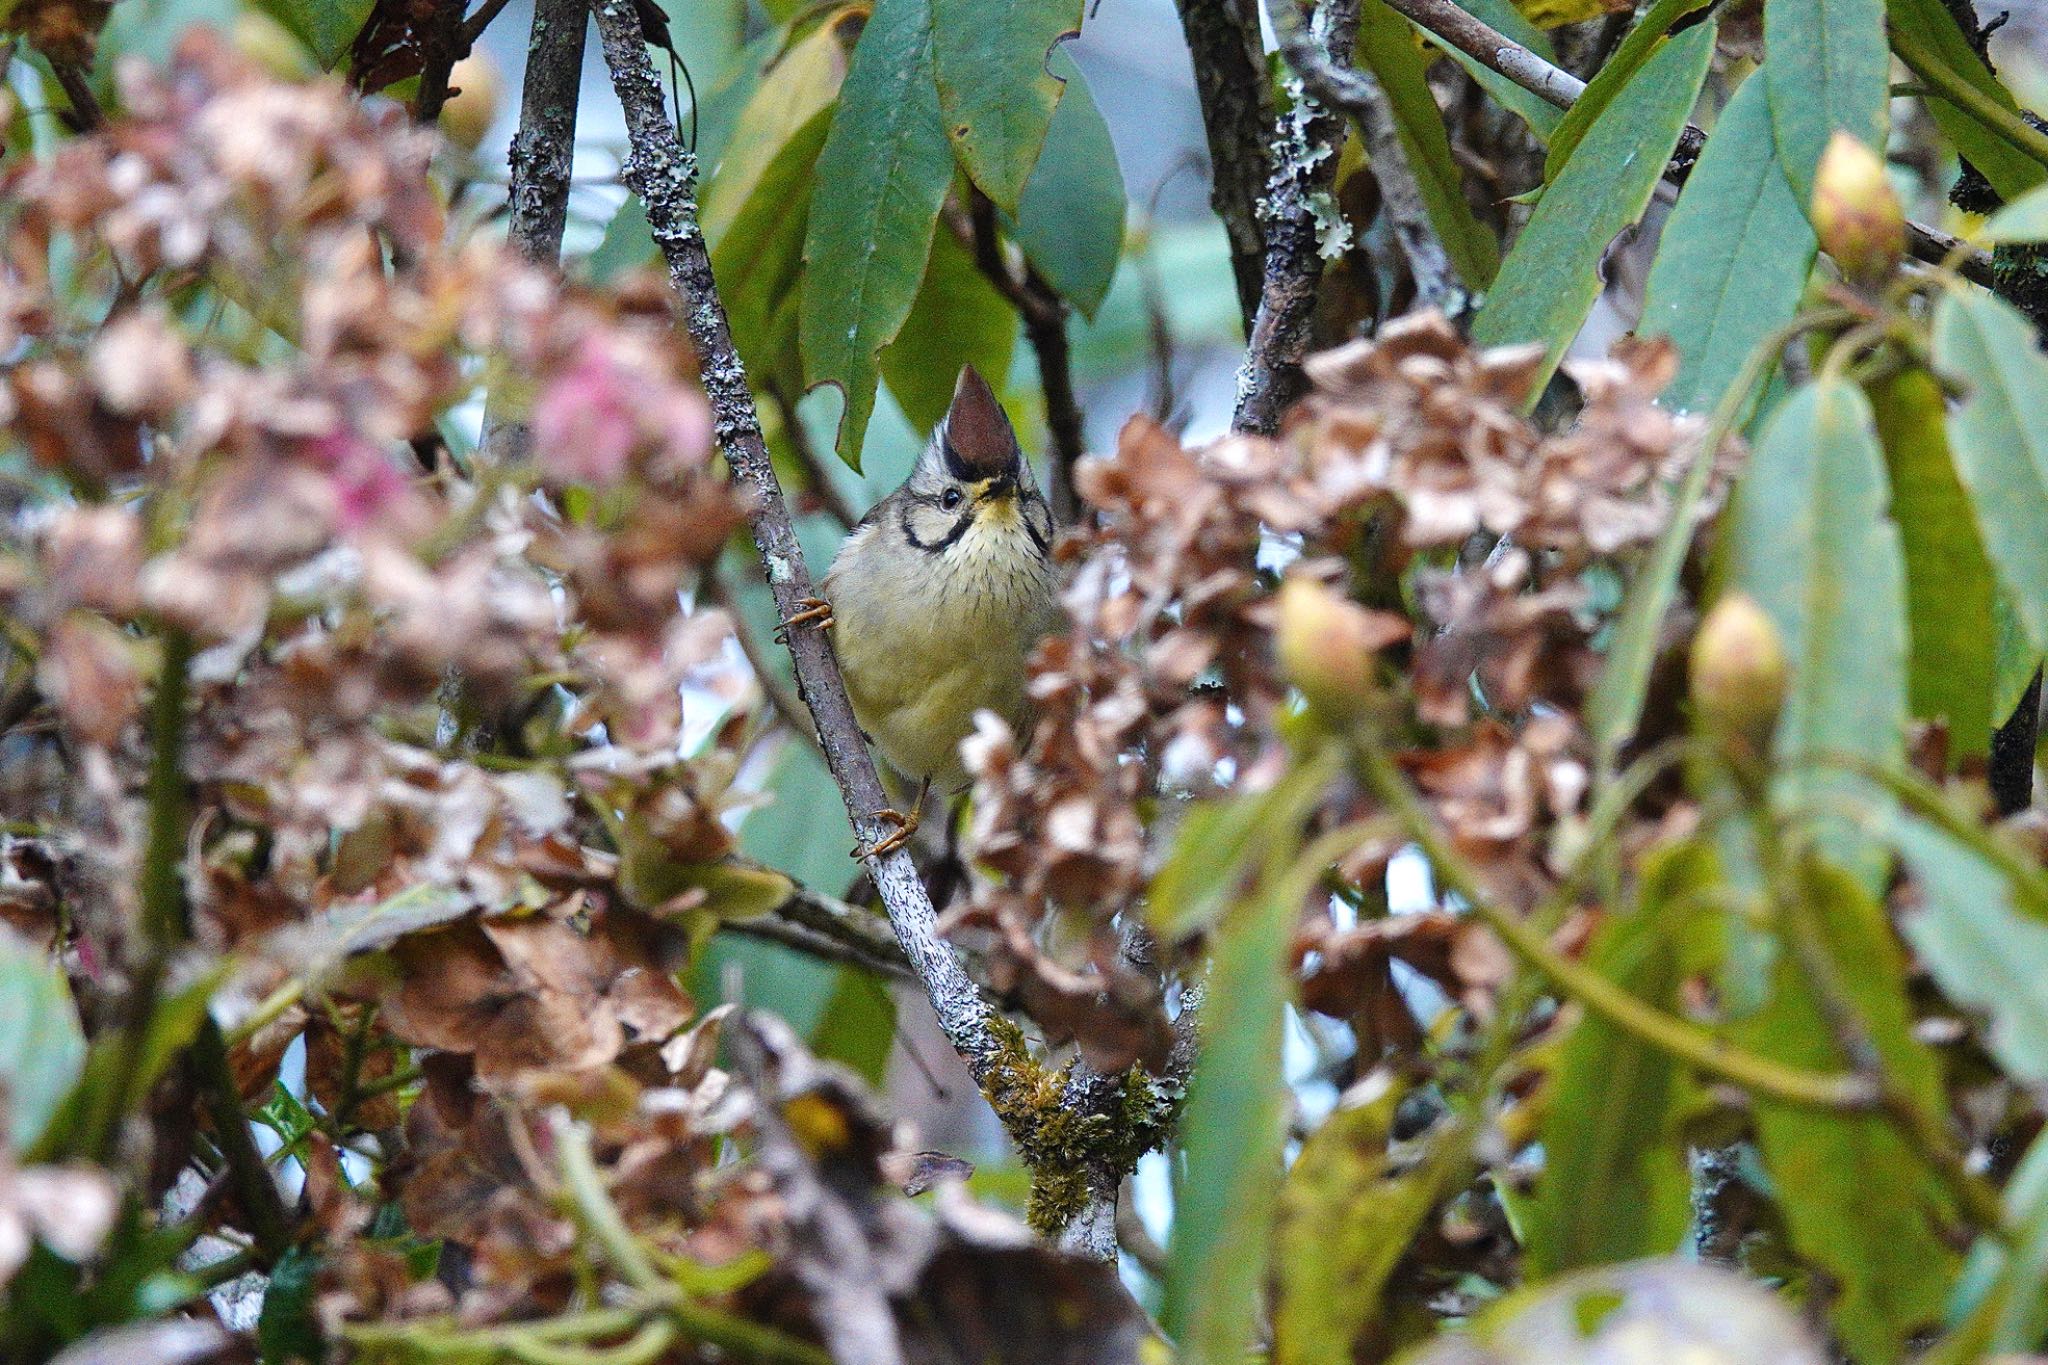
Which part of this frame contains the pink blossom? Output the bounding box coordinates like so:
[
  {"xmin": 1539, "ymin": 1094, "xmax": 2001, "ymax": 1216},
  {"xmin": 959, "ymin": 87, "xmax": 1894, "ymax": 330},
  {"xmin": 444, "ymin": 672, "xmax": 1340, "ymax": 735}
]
[
  {"xmin": 304, "ymin": 429, "xmax": 409, "ymax": 534},
  {"xmin": 532, "ymin": 336, "xmax": 640, "ymax": 486}
]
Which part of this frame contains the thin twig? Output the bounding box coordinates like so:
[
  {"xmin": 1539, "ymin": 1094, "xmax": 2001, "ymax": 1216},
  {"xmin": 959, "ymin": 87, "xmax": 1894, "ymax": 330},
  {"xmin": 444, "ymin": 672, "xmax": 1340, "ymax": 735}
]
[
  {"xmin": 192, "ymin": 1017, "xmax": 294, "ymax": 1261},
  {"xmin": 589, "ymin": 0, "xmax": 1008, "ymax": 1084},
  {"xmin": 766, "ymin": 872, "xmax": 910, "ymax": 969},
  {"xmin": 767, "ymin": 383, "xmax": 861, "ymax": 531},
  {"xmin": 721, "ymin": 916, "xmax": 915, "ymax": 980},
  {"xmin": 461, "ymin": 0, "xmax": 520, "ymax": 49},
  {"xmin": 1380, "ymin": 0, "xmax": 1996, "ymax": 282},
  {"xmin": 49, "ymin": 59, "xmax": 102, "ymax": 132},
  {"xmin": 1172, "ymin": 0, "xmax": 1278, "ymax": 336},
  {"xmin": 412, "ymin": 0, "xmax": 470, "ymax": 124},
  {"xmin": 1231, "ymin": 0, "xmax": 1361, "ymax": 434},
  {"xmin": 1265, "ymin": 0, "xmax": 1464, "ymax": 313},
  {"xmin": 960, "ymin": 192, "xmax": 1087, "ymax": 523},
  {"xmin": 702, "ymin": 564, "xmax": 821, "ymax": 762}
]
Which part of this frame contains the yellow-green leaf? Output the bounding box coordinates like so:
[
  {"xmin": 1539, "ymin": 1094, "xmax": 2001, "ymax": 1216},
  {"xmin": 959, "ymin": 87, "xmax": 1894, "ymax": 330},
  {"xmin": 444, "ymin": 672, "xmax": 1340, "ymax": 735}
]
[{"xmin": 799, "ymin": 0, "xmax": 956, "ymax": 468}]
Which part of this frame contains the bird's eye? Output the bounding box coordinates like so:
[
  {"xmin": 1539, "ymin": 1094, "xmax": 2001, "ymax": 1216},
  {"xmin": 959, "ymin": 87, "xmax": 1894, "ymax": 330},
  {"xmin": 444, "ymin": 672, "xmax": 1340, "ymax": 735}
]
[{"xmin": 941, "ymin": 487, "xmax": 964, "ymax": 511}]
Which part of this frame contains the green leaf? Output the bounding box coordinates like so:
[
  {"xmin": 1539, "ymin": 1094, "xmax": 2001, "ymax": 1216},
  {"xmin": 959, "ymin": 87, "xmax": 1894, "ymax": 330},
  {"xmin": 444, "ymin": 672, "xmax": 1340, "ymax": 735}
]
[
  {"xmin": 1164, "ymin": 839, "xmax": 1329, "ymax": 1360},
  {"xmin": 1401, "ymin": 1259, "xmax": 1827, "ymax": 1362},
  {"xmin": 1637, "ymin": 71, "xmax": 1815, "ymax": 416},
  {"xmin": 930, "ymin": 0, "xmax": 1084, "ymax": 214},
  {"xmin": 1888, "ymin": 0, "xmax": 2045, "ymax": 204},
  {"xmin": 1867, "ymin": 367, "xmax": 1995, "ymax": 759},
  {"xmin": 808, "ymin": 967, "xmax": 898, "ymax": 1085},
  {"xmin": 878, "ymin": 219, "xmax": 1018, "ymax": 434},
  {"xmin": 1429, "ymin": 0, "xmax": 1562, "ymax": 140},
  {"xmin": 1983, "ymin": 183, "xmax": 2048, "ymax": 243},
  {"xmin": 1764, "ymin": 0, "xmax": 1889, "ymax": 202},
  {"xmin": 585, "ymin": 196, "xmax": 656, "ymax": 286},
  {"xmin": 1469, "ymin": 21, "xmax": 1715, "ymax": 396},
  {"xmin": 720, "ymin": 103, "xmax": 837, "ymax": 400},
  {"xmin": 250, "ymin": 0, "xmax": 371, "ymax": 70},
  {"xmin": 257, "ymin": 1247, "xmax": 324, "ymax": 1364},
  {"xmin": 702, "ymin": 11, "xmax": 855, "ymax": 247},
  {"xmin": 1525, "ymin": 841, "xmax": 1703, "ymax": 1276},
  {"xmin": 1893, "ymin": 817, "xmax": 2048, "ymax": 1085},
  {"xmin": 1011, "ymin": 50, "xmax": 1124, "ymax": 318},
  {"xmin": 0, "ymin": 928, "xmax": 85, "ymax": 1151},
  {"xmin": 1732, "ymin": 859, "xmax": 1958, "ymax": 1364},
  {"xmin": 1273, "ymin": 1096, "xmax": 1472, "ymax": 1362},
  {"xmin": 1354, "ymin": 2, "xmax": 1499, "ymax": 289},
  {"xmin": 1993, "ymin": 593, "xmax": 2042, "ymax": 722},
  {"xmin": 1543, "ymin": 0, "xmax": 1713, "ymax": 181},
  {"xmin": 1148, "ymin": 752, "xmax": 1338, "ymax": 940},
  {"xmin": 800, "ymin": 0, "xmax": 957, "ymax": 469},
  {"xmin": 1952, "ymin": 1124, "xmax": 2048, "ymax": 1352},
  {"xmin": 1724, "ymin": 378, "xmax": 1908, "ymax": 855},
  {"xmin": 1933, "ymin": 286, "xmax": 2048, "ymax": 660}
]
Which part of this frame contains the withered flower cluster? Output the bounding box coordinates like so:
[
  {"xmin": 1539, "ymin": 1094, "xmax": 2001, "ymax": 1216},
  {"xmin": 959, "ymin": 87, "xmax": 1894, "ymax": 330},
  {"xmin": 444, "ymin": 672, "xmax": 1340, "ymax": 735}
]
[
  {"xmin": 0, "ymin": 36, "xmax": 1134, "ymax": 1355},
  {"xmin": 964, "ymin": 314, "xmax": 1713, "ymax": 1064}
]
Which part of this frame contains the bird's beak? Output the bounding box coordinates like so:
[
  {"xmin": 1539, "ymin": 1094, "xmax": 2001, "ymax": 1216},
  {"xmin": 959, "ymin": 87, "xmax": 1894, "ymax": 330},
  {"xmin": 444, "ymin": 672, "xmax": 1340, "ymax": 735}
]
[{"xmin": 976, "ymin": 471, "xmax": 1019, "ymax": 503}]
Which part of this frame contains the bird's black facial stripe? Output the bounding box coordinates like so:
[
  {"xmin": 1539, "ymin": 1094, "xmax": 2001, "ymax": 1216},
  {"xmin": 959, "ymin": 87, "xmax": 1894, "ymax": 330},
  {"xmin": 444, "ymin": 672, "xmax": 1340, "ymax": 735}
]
[
  {"xmin": 1023, "ymin": 498, "xmax": 1052, "ymax": 558},
  {"xmin": 900, "ymin": 493, "xmax": 976, "ymax": 554}
]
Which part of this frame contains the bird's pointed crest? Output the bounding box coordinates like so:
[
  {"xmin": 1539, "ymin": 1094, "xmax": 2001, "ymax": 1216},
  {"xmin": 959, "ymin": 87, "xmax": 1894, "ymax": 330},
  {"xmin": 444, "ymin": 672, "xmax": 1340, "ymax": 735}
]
[{"xmin": 938, "ymin": 365, "xmax": 1019, "ymax": 479}]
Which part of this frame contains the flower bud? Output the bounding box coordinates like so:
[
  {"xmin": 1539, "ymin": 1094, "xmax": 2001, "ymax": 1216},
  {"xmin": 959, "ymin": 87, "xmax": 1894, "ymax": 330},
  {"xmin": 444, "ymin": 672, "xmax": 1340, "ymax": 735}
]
[
  {"xmin": 442, "ymin": 52, "xmax": 503, "ymax": 154},
  {"xmin": 1690, "ymin": 592, "xmax": 1788, "ymax": 750},
  {"xmin": 1275, "ymin": 577, "xmax": 1405, "ymax": 721},
  {"xmin": 1812, "ymin": 132, "xmax": 1904, "ymax": 285}
]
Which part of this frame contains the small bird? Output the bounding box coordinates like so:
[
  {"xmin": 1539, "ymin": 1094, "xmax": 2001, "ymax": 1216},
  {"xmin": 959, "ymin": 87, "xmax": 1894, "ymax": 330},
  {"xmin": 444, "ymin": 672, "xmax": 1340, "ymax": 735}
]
[{"xmin": 785, "ymin": 366, "xmax": 1059, "ymax": 855}]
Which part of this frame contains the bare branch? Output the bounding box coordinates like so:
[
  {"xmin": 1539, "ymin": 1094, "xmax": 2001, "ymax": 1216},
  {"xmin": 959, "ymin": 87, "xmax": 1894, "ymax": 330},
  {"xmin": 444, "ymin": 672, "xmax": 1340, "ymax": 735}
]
[
  {"xmin": 461, "ymin": 0, "xmax": 520, "ymax": 49},
  {"xmin": 768, "ymin": 383, "xmax": 862, "ymax": 531},
  {"xmin": 1266, "ymin": 0, "xmax": 1465, "ymax": 314},
  {"xmin": 588, "ymin": 0, "xmax": 1008, "ymax": 1083},
  {"xmin": 1173, "ymin": 0, "xmax": 1279, "ymax": 336},
  {"xmin": 1232, "ymin": 0, "xmax": 1360, "ymax": 435},
  {"xmin": 957, "ymin": 193, "xmax": 1088, "ymax": 524},
  {"xmin": 49, "ymin": 59, "xmax": 103, "ymax": 132}
]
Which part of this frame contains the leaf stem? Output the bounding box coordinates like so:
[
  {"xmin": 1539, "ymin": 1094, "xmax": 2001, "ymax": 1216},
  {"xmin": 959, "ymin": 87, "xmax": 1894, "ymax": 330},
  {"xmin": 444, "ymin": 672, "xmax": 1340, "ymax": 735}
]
[
  {"xmin": 1891, "ymin": 25, "xmax": 2048, "ymax": 174},
  {"xmin": 1344, "ymin": 727, "xmax": 1879, "ymax": 1111},
  {"xmin": 552, "ymin": 1112, "xmax": 664, "ymax": 1295}
]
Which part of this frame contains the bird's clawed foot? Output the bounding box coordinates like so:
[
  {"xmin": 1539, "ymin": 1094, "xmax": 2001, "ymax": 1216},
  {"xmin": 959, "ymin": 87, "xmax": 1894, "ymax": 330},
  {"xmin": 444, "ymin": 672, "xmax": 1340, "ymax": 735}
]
[
  {"xmin": 853, "ymin": 779, "xmax": 930, "ymax": 860},
  {"xmin": 777, "ymin": 596, "xmax": 833, "ymax": 640}
]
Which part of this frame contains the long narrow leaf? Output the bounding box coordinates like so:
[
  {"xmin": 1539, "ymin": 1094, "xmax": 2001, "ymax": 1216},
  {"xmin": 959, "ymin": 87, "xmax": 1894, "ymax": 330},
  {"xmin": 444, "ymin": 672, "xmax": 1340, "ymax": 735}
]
[
  {"xmin": 1765, "ymin": 0, "xmax": 1889, "ymax": 200},
  {"xmin": 1543, "ymin": 0, "xmax": 1713, "ymax": 180},
  {"xmin": 798, "ymin": 0, "xmax": 956, "ymax": 468},
  {"xmin": 1932, "ymin": 286, "xmax": 2048, "ymax": 658},
  {"xmin": 1355, "ymin": 1, "xmax": 1499, "ymax": 289},
  {"xmin": 1636, "ymin": 71, "xmax": 1815, "ymax": 416},
  {"xmin": 1471, "ymin": 21, "xmax": 1716, "ymax": 395}
]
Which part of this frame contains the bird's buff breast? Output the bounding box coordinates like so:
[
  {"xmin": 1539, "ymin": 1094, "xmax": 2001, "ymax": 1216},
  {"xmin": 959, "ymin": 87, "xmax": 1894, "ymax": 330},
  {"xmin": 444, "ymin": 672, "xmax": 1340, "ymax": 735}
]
[{"xmin": 826, "ymin": 518, "xmax": 1057, "ymax": 788}]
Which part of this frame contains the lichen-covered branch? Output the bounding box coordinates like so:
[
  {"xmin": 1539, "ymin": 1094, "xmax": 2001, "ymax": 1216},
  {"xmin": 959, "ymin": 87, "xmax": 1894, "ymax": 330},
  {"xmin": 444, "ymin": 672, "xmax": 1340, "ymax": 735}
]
[
  {"xmin": 1231, "ymin": 0, "xmax": 1360, "ymax": 435},
  {"xmin": 481, "ymin": 0, "xmax": 589, "ymax": 466},
  {"xmin": 588, "ymin": 0, "xmax": 1007, "ymax": 1084},
  {"xmin": 503, "ymin": 0, "xmax": 588, "ymax": 265},
  {"xmin": 1173, "ymin": 0, "xmax": 1278, "ymax": 336},
  {"xmin": 1266, "ymin": 0, "xmax": 1464, "ymax": 314}
]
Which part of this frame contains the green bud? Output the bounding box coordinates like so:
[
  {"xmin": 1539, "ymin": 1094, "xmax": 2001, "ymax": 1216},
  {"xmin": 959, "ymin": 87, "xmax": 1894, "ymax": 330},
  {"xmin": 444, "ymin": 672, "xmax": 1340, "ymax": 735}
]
[{"xmin": 1690, "ymin": 592, "xmax": 1788, "ymax": 750}]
